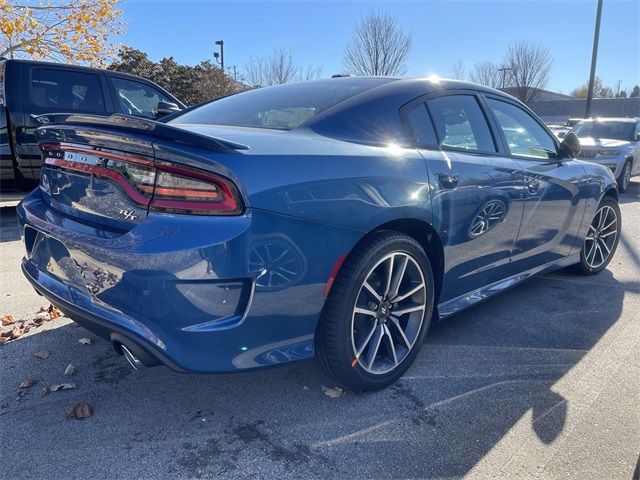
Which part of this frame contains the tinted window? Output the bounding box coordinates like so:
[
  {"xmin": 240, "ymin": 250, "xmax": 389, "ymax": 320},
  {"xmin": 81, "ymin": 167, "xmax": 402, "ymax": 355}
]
[
  {"xmin": 571, "ymin": 121, "xmax": 635, "ymax": 141},
  {"xmin": 487, "ymin": 98, "xmax": 557, "ymax": 159},
  {"xmin": 172, "ymin": 78, "xmax": 394, "ymax": 130},
  {"xmin": 427, "ymin": 95, "xmax": 495, "ymax": 152},
  {"xmin": 111, "ymin": 77, "xmax": 172, "ymax": 119},
  {"xmin": 29, "ymin": 68, "xmax": 105, "ymax": 113},
  {"xmin": 406, "ymin": 103, "xmax": 437, "ymax": 146}
]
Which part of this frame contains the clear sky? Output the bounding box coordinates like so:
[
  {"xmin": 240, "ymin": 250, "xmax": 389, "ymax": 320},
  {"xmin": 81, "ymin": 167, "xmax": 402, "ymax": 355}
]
[{"xmin": 118, "ymin": 0, "xmax": 639, "ymax": 94}]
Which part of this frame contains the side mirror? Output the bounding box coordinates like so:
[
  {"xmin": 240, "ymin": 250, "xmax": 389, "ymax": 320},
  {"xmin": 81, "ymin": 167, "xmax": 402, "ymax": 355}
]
[
  {"xmin": 559, "ymin": 132, "xmax": 580, "ymax": 158},
  {"xmin": 557, "ymin": 131, "xmax": 566, "ymax": 139},
  {"xmin": 156, "ymin": 101, "xmax": 181, "ymax": 116}
]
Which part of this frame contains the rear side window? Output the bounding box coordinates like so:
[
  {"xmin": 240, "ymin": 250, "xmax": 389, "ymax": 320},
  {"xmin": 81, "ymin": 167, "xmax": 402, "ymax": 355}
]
[
  {"xmin": 110, "ymin": 77, "xmax": 173, "ymax": 119},
  {"xmin": 487, "ymin": 98, "xmax": 557, "ymax": 159},
  {"xmin": 406, "ymin": 103, "xmax": 437, "ymax": 147},
  {"xmin": 28, "ymin": 68, "xmax": 105, "ymax": 113},
  {"xmin": 427, "ymin": 95, "xmax": 496, "ymax": 152}
]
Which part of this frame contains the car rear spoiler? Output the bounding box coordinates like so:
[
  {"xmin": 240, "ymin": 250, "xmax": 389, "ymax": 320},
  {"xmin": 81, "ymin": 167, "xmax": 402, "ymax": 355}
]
[{"xmin": 31, "ymin": 113, "xmax": 249, "ymax": 153}]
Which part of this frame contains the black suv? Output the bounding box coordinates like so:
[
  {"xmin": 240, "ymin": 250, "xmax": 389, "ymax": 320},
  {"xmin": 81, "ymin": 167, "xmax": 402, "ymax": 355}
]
[{"xmin": 0, "ymin": 59, "xmax": 185, "ymax": 189}]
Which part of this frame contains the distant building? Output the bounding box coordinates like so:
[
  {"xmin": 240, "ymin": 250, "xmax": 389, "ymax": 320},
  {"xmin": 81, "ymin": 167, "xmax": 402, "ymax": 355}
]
[
  {"xmin": 500, "ymin": 87, "xmax": 574, "ymax": 102},
  {"xmin": 529, "ymin": 98, "xmax": 640, "ymax": 123}
]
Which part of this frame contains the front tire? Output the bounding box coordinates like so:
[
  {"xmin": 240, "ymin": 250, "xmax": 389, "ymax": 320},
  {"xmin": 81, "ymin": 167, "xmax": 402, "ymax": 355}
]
[
  {"xmin": 574, "ymin": 196, "xmax": 621, "ymax": 275},
  {"xmin": 315, "ymin": 232, "xmax": 435, "ymax": 391},
  {"xmin": 617, "ymin": 160, "xmax": 632, "ymax": 193}
]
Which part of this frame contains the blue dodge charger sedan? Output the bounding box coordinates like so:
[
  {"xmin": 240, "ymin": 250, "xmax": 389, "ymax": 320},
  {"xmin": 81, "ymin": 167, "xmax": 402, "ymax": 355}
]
[{"xmin": 17, "ymin": 77, "xmax": 621, "ymax": 390}]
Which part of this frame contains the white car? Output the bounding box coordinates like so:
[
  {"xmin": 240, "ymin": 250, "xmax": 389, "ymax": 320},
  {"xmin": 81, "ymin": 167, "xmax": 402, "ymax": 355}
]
[{"xmin": 571, "ymin": 117, "xmax": 640, "ymax": 193}]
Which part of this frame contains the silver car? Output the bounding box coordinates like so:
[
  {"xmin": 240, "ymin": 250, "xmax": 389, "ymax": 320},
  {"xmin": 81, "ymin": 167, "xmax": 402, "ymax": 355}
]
[{"xmin": 571, "ymin": 117, "xmax": 640, "ymax": 193}]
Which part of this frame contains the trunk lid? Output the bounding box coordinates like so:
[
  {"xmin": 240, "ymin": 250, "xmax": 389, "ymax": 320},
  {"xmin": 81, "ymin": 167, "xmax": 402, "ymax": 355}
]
[{"xmin": 34, "ymin": 113, "xmax": 243, "ymax": 232}]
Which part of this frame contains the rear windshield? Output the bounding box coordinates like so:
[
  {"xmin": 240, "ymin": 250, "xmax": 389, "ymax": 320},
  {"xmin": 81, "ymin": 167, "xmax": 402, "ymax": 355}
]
[
  {"xmin": 572, "ymin": 121, "xmax": 635, "ymax": 141},
  {"xmin": 170, "ymin": 78, "xmax": 393, "ymax": 130}
]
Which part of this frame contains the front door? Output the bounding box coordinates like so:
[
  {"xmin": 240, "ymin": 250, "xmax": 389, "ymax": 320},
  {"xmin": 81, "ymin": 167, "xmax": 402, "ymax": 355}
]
[{"xmin": 483, "ymin": 96, "xmax": 587, "ymax": 273}]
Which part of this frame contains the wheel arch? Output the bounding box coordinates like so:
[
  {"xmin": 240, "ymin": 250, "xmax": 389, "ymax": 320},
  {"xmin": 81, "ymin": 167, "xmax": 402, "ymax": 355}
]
[
  {"xmin": 602, "ymin": 186, "xmax": 618, "ymax": 203},
  {"xmin": 343, "ymin": 218, "xmax": 445, "ymax": 306}
]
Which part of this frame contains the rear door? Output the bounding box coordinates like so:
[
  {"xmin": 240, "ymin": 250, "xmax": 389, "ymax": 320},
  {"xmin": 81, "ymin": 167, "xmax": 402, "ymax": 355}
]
[
  {"xmin": 405, "ymin": 92, "xmax": 525, "ymax": 304},
  {"xmin": 483, "ymin": 95, "xmax": 587, "ymax": 273},
  {"xmin": 17, "ymin": 65, "xmax": 111, "ymax": 181}
]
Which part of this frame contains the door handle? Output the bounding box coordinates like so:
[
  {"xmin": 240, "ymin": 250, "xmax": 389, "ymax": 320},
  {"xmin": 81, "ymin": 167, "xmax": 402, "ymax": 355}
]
[
  {"xmin": 439, "ymin": 173, "xmax": 459, "ymax": 189},
  {"xmin": 526, "ymin": 178, "xmax": 541, "ymax": 195}
]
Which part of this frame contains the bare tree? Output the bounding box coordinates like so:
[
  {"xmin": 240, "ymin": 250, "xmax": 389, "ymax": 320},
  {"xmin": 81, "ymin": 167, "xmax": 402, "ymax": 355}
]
[
  {"xmin": 504, "ymin": 41, "xmax": 553, "ymax": 104},
  {"xmin": 244, "ymin": 48, "xmax": 322, "ymax": 87},
  {"xmin": 343, "ymin": 10, "xmax": 412, "ymax": 76},
  {"xmin": 469, "ymin": 62, "xmax": 502, "ymax": 88},
  {"xmin": 450, "ymin": 59, "xmax": 465, "ymax": 80}
]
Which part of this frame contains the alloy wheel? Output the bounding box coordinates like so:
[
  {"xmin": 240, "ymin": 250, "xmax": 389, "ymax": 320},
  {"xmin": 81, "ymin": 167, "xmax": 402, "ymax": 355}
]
[
  {"xmin": 584, "ymin": 205, "xmax": 618, "ymax": 269},
  {"xmin": 350, "ymin": 252, "xmax": 427, "ymax": 375}
]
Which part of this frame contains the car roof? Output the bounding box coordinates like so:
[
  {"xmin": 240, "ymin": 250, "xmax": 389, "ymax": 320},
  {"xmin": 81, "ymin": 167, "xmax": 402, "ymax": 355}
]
[
  {"xmin": 3, "ymin": 58, "xmax": 160, "ymax": 85},
  {"xmin": 306, "ymin": 75, "xmax": 517, "ymax": 103}
]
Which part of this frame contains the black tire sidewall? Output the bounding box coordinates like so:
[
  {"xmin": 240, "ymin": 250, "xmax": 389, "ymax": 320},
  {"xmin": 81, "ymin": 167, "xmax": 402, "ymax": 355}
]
[
  {"xmin": 322, "ymin": 233, "xmax": 435, "ymax": 391},
  {"xmin": 618, "ymin": 161, "xmax": 631, "ymax": 193}
]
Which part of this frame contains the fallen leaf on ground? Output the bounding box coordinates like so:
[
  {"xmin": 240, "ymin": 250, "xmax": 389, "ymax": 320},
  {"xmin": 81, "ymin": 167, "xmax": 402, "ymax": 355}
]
[
  {"xmin": 19, "ymin": 378, "xmax": 37, "ymax": 389},
  {"xmin": 322, "ymin": 386, "xmax": 344, "ymax": 398},
  {"xmin": 41, "ymin": 386, "xmax": 50, "ymax": 395},
  {"xmin": 33, "ymin": 350, "xmax": 50, "ymax": 359},
  {"xmin": 8, "ymin": 322, "xmax": 30, "ymax": 340},
  {"xmin": 64, "ymin": 364, "xmax": 76, "ymax": 376},
  {"xmin": 48, "ymin": 305, "xmax": 62, "ymax": 320},
  {"xmin": 66, "ymin": 403, "xmax": 92, "ymax": 420},
  {"xmin": 78, "ymin": 338, "xmax": 93, "ymax": 345},
  {"xmin": 38, "ymin": 306, "xmax": 48, "ymax": 313},
  {"xmin": 49, "ymin": 383, "xmax": 76, "ymax": 392},
  {"xmin": 0, "ymin": 337, "xmax": 8, "ymax": 346},
  {"xmin": 1, "ymin": 315, "xmax": 15, "ymax": 326},
  {"xmin": 32, "ymin": 316, "xmax": 46, "ymax": 326}
]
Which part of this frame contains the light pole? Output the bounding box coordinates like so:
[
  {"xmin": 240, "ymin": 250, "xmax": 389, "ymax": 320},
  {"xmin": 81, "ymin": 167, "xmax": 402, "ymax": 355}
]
[
  {"xmin": 585, "ymin": 0, "xmax": 603, "ymax": 118},
  {"xmin": 498, "ymin": 66, "xmax": 512, "ymax": 90},
  {"xmin": 214, "ymin": 40, "xmax": 224, "ymax": 72}
]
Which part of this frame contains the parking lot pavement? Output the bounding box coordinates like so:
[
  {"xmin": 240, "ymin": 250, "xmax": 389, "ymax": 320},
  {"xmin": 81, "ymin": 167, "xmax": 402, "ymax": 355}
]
[{"xmin": 1, "ymin": 181, "xmax": 639, "ymax": 480}]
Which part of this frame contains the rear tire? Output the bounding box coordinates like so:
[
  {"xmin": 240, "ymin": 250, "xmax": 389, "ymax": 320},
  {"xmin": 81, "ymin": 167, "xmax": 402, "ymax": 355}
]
[
  {"xmin": 574, "ymin": 196, "xmax": 621, "ymax": 275},
  {"xmin": 315, "ymin": 232, "xmax": 435, "ymax": 391},
  {"xmin": 617, "ymin": 160, "xmax": 632, "ymax": 193}
]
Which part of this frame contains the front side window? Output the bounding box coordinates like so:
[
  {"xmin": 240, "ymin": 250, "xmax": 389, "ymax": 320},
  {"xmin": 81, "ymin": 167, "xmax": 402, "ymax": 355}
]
[
  {"xmin": 29, "ymin": 69, "xmax": 105, "ymax": 113},
  {"xmin": 111, "ymin": 77, "xmax": 172, "ymax": 119},
  {"xmin": 487, "ymin": 98, "xmax": 557, "ymax": 159},
  {"xmin": 426, "ymin": 95, "xmax": 496, "ymax": 152}
]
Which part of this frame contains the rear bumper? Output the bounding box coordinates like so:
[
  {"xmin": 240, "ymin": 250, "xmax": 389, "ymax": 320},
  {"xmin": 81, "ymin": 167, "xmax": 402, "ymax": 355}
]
[{"xmin": 17, "ymin": 189, "xmax": 363, "ymax": 372}]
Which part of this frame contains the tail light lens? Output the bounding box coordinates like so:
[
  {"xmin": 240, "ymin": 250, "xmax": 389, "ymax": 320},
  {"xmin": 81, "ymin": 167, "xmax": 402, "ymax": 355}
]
[
  {"xmin": 40, "ymin": 143, "xmax": 243, "ymax": 215},
  {"xmin": 150, "ymin": 163, "xmax": 242, "ymax": 215}
]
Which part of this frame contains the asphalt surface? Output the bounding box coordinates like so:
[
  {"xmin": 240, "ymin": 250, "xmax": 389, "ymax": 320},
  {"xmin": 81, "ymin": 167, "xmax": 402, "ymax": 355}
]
[{"xmin": 1, "ymin": 181, "xmax": 639, "ymax": 480}]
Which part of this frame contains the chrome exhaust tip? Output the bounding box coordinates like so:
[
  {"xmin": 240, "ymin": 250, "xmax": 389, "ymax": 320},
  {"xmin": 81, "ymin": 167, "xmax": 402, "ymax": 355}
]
[{"xmin": 120, "ymin": 344, "xmax": 144, "ymax": 370}]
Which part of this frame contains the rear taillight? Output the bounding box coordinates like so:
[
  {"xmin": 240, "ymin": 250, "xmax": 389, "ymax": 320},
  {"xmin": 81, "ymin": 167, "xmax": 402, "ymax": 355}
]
[
  {"xmin": 40, "ymin": 143, "xmax": 243, "ymax": 215},
  {"xmin": 150, "ymin": 162, "xmax": 242, "ymax": 215}
]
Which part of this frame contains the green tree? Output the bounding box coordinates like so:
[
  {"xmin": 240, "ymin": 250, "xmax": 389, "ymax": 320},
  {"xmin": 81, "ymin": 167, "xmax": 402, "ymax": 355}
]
[
  {"xmin": 630, "ymin": 85, "xmax": 640, "ymax": 98},
  {"xmin": 108, "ymin": 47, "xmax": 242, "ymax": 106}
]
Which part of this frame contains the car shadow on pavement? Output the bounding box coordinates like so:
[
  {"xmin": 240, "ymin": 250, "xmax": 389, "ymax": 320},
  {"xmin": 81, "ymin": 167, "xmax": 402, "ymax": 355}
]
[{"xmin": 0, "ymin": 265, "xmax": 627, "ymax": 479}]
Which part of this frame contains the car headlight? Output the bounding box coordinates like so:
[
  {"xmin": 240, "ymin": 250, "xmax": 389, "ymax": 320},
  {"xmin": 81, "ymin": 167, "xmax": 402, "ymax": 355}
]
[{"xmin": 597, "ymin": 149, "xmax": 620, "ymax": 156}]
